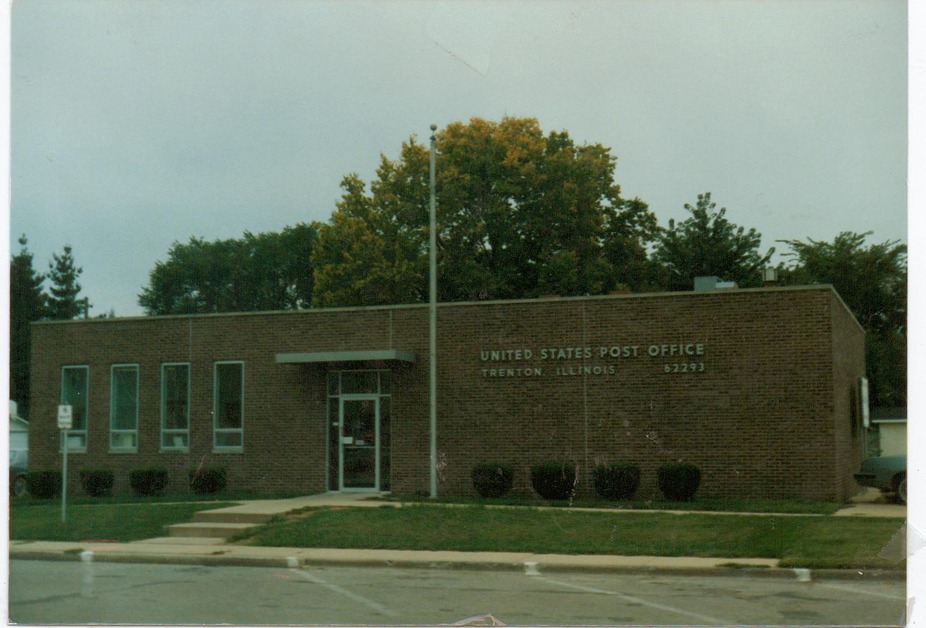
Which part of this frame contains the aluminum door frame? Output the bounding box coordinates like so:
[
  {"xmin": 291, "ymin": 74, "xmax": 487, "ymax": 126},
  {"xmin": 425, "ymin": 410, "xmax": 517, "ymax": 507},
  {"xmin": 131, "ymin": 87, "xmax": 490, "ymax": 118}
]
[{"xmin": 338, "ymin": 394, "xmax": 380, "ymax": 492}]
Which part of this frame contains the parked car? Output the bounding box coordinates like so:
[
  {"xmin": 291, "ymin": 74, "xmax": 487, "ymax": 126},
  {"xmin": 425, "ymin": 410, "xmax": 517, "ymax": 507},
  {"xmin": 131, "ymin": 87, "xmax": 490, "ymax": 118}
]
[
  {"xmin": 10, "ymin": 465, "xmax": 28, "ymax": 498},
  {"xmin": 854, "ymin": 455, "xmax": 906, "ymax": 504},
  {"xmin": 9, "ymin": 399, "xmax": 29, "ymax": 497}
]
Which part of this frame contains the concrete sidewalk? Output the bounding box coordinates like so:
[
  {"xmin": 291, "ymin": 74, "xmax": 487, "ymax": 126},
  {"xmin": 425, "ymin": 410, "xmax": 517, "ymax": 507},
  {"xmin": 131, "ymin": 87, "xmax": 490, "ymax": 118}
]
[
  {"xmin": 192, "ymin": 487, "xmax": 905, "ymax": 518},
  {"xmin": 8, "ymin": 489, "xmax": 906, "ymax": 579},
  {"xmin": 9, "ymin": 539, "xmax": 785, "ymax": 575}
]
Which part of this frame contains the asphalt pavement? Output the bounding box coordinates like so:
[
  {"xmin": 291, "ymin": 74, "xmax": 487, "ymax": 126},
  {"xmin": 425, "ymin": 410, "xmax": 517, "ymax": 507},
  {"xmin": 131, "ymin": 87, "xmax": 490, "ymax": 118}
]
[{"xmin": 9, "ymin": 560, "xmax": 907, "ymax": 626}]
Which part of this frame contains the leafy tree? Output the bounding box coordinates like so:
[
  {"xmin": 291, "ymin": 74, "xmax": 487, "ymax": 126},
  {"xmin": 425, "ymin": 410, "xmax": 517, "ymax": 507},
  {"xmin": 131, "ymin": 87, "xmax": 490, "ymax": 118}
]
[
  {"xmin": 312, "ymin": 117, "xmax": 658, "ymax": 306},
  {"xmin": 139, "ymin": 223, "xmax": 317, "ymax": 315},
  {"xmin": 778, "ymin": 231, "xmax": 906, "ymax": 407},
  {"xmin": 653, "ymin": 193, "xmax": 774, "ymax": 291},
  {"xmin": 46, "ymin": 245, "xmax": 87, "ymax": 320},
  {"xmin": 312, "ymin": 175, "xmax": 425, "ymax": 307},
  {"xmin": 10, "ymin": 236, "xmax": 47, "ymax": 417},
  {"xmin": 238, "ymin": 225, "xmax": 317, "ymax": 311},
  {"xmin": 779, "ymin": 231, "xmax": 906, "ymax": 335},
  {"xmin": 140, "ymin": 236, "xmax": 238, "ymax": 314}
]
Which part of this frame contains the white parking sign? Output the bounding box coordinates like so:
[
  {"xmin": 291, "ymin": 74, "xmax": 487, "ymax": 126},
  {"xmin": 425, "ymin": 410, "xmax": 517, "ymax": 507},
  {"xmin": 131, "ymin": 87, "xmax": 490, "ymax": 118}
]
[{"xmin": 57, "ymin": 404, "xmax": 73, "ymax": 429}]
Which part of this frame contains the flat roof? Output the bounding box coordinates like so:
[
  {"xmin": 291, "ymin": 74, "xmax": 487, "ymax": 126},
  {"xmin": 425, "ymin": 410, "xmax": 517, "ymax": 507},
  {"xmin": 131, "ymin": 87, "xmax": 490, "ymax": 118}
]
[
  {"xmin": 31, "ymin": 284, "xmax": 862, "ymax": 335},
  {"xmin": 276, "ymin": 350, "xmax": 416, "ymax": 364}
]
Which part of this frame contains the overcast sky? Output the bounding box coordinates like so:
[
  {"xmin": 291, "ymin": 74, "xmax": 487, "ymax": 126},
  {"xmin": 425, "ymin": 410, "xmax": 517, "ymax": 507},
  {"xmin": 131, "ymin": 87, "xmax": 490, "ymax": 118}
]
[{"xmin": 8, "ymin": 0, "xmax": 909, "ymax": 317}]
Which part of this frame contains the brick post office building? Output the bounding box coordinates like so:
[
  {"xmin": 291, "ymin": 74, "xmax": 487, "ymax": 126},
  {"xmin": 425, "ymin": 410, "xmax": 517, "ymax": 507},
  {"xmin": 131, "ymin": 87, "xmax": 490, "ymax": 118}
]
[{"xmin": 29, "ymin": 284, "xmax": 867, "ymax": 501}]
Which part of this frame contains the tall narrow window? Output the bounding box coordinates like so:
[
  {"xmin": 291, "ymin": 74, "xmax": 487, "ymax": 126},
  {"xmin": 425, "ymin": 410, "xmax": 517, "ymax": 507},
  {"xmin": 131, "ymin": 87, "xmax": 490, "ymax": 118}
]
[
  {"xmin": 214, "ymin": 361, "xmax": 244, "ymax": 450},
  {"xmin": 61, "ymin": 366, "xmax": 89, "ymax": 451},
  {"xmin": 110, "ymin": 365, "xmax": 139, "ymax": 451},
  {"xmin": 161, "ymin": 363, "xmax": 190, "ymax": 450}
]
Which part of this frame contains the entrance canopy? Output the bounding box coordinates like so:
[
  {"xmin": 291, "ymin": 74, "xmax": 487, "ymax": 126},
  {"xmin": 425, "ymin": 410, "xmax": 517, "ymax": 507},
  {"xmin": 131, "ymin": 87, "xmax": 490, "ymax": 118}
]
[{"xmin": 275, "ymin": 350, "xmax": 416, "ymax": 364}]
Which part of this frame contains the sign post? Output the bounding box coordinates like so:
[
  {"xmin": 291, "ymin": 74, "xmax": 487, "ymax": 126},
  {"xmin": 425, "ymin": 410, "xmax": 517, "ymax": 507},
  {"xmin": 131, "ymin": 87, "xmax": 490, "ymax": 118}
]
[{"xmin": 58, "ymin": 405, "xmax": 73, "ymax": 523}]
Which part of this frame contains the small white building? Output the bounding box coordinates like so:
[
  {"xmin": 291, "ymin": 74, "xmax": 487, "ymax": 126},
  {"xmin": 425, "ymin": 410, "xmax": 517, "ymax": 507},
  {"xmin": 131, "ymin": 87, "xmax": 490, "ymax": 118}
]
[
  {"xmin": 872, "ymin": 407, "xmax": 906, "ymax": 457},
  {"xmin": 9, "ymin": 400, "xmax": 29, "ymax": 468}
]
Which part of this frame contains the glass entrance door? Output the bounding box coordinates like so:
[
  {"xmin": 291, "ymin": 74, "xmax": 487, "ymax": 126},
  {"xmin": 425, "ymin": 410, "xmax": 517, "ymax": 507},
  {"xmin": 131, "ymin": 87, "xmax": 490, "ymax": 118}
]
[{"xmin": 339, "ymin": 396, "xmax": 379, "ymax": 490}]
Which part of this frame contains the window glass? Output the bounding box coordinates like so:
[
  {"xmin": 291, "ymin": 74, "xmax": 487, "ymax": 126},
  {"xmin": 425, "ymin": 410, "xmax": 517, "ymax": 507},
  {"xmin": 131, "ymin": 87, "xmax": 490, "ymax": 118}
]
[
  {"xmin": 328, "ymin": 398, "xmax": 339, "ymax": 491},
  {"xmin": 340, "ymin": 371, "xmax": 378, "ymax": 394},
  {"xmin": 61, "ymin": 366, "xmax": 89, "ymax": 450},
  {"xmin": 379, "ymin": 396, "xmax": 391, "ymax": 491},
  {"xmin": 61, "ymin": 367, "xmax": 88, "ymax": 430},
  {"xmin": 215, "ymin": 431, "xmax": 243, "ymax": 448},
  {"xmin": 111, "ymin": 367, "xmax": 138, "ymax": 430},
  {"xmin": 214, "ymin": 362, "xmax": 244, "ymax": 449},
  {"xmin": 161, "ymin": 364, "xmax": 190, "ymax": 449}
]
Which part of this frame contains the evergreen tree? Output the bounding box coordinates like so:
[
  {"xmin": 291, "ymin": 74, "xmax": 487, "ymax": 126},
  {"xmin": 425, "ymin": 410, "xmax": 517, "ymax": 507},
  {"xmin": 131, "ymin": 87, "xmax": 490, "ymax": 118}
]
[
  {"xmin": 10, "ymin": 235, "xmax": 48, "ymax": 417},
  {"xmin": 47, "ymin": 245, "xmax": 88, "ymax": 320}
]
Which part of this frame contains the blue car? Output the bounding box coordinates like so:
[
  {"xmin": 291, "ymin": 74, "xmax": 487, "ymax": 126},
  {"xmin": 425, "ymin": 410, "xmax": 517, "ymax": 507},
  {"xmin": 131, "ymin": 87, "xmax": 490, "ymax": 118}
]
[
  {"xmin": 9, "ymin": 465, "xmax": 28, "ymax": 497},
  {"xmin": 854, "ymin": 455, "xmax": 906, "ymax": 504}
]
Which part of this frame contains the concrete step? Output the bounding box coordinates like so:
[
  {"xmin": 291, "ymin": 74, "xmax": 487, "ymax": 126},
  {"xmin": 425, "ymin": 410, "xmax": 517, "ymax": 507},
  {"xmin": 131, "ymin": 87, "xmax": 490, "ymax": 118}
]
[
  {"xmin": 166, "ymin": 522, "xmax": 259, "ymax": 539},
  {"xmin": 192, "ymin": 510, "xmax": 276, "ymax": 525},
  {"xmin": 134, "ymin": 536, "xmax": 228, "ymax": 546}
]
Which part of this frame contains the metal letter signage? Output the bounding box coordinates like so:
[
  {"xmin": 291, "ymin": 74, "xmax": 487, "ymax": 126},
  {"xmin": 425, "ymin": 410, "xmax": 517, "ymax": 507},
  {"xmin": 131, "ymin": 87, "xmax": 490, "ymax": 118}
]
[{"xmin": 478, "ymin": 341, "xmax": 708, "ymax": 379}]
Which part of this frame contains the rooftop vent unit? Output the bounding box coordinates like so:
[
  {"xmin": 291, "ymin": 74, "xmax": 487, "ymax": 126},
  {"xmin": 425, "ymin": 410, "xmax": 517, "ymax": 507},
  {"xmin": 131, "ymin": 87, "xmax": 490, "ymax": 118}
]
[
  {"xmin": 693, "ymin": 276, "xmax": 737, "ymax": 292},
  {"xmin": 762, "ymin": 266, "xmax": 779, "ymax": 286}
]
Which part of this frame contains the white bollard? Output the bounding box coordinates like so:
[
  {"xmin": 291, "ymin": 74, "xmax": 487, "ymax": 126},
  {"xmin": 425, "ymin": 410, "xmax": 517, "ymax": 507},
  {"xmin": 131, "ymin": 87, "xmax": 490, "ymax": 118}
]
[{"xmin": 80, "ymin": 550, "xmax": 94, "ymax": 598}]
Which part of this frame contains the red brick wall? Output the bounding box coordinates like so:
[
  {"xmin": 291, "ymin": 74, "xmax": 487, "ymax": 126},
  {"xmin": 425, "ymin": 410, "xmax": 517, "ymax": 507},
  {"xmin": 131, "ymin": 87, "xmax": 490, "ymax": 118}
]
[
  {"xmin": 828, "ymin": 290, "xmax": 867, "ymax": 500},
  {"xmin": 30, "ymin": 286, "xmax": 864, "ymax": 501},
  {"xmin": 432, "ymin": 288, "xmax": 859, "ymax": 501}
]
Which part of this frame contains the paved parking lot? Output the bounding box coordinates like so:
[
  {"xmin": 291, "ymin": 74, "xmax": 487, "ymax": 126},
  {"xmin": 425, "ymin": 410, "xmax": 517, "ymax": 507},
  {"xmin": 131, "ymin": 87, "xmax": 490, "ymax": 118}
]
[{"xmin": 9, "ymin": 559, "xmax": 906, "ymax": 626}]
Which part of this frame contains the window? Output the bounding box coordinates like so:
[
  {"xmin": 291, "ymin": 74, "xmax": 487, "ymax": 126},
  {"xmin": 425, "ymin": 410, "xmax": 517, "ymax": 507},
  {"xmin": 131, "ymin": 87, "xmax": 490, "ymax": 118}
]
[
  {"xmin": 60, "ymin": 366, "xmax": 89, "ymax": 451},
  {"xmin": 161, "ymin": 363, "xmax": 190, "ymax": 450},
  {"xmin": 214, "ymin": 361, "xmax": 244, "ymax": 450},
  {"xmin": 110, "ymin": 365, "xmax": 139, "ymax": 451}
]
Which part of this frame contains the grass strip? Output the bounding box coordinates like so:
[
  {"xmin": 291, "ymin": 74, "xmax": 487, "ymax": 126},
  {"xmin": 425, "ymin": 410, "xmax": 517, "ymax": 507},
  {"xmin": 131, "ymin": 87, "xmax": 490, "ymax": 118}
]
[
  {"xmin": 10, "ymin": 502, "xmax": 235, "ymax": 542},
  {"xmin": 381, "ymin": 495, "xmax": 843, "ymax": 515},
  {"xmin": 11, "ymin": 491, "xmax": 300, "ymax": 507},
  {"xmin": 238, "ymin": 504, "xmax": 903, "ymax": 570}
]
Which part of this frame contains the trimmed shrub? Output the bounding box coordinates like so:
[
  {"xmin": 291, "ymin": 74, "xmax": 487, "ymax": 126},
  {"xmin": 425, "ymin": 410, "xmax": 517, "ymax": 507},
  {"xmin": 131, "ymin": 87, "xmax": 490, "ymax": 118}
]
[
  {"xmin": 593, "ymin": 463, "xmax": 641, "ymax": 500},
  {"xmin": 658, "ymin": 463, "xmax": 701, "ymax": 501},
  {"xmin": 189, "ymin": 466, "xmax": 228, "ymax": 495},
  {"xmin": 26, "ymin": 470, "xmax": 62, "ymax": 499},
  {"xmin": 129, "ymin": 466, "xmax": 169, "ymax": 497},
  {"xmin": 471, "ymin": 463, "xmax": 514, "ymax": 498},
  {"xmin": 530, "ymin": 461, "xmax": 577, "ymax": 501},
  {"xmin": 79, "ymin": 468, "xmax": 115, "ymax": 498}
]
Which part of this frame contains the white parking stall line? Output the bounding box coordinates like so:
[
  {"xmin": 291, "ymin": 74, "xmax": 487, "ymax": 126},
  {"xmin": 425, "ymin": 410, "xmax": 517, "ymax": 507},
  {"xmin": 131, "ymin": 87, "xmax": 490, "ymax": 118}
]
[
  {"xmin": 291, "ymin": 569, "xmax": 398, "ymax": 617},
  {"xmin": 536, "ymin": 576, "xmax": 733, "ymax": 625},
  {"xmin": 815, "ymin": 582, "xmax": 906, "ymax": 602}
]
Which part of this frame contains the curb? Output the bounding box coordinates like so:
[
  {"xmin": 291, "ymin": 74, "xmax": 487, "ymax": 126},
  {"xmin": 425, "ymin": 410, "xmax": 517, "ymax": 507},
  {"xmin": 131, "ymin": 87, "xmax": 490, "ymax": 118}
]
[{"xmin": 9, "ymin": 547, "xmax": 906, "ymax": 581}]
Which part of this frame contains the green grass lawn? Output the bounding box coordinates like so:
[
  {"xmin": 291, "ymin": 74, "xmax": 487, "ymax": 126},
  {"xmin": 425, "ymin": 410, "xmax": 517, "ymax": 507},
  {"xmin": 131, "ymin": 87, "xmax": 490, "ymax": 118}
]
[
  {"xmin": 10, "ymin": 498, "xmax": 904, "ymax": 571},
  {"xmin": 383, "ymin": 495, "xmax": 843, "ymax": 515},
  {"xmin": 12, "ymin": 490, "xmax": 301, "ymax": 506},
  {"xmin": 234, "ymin": 504, "xmax": 904, "ymax": 570},
  {"xmin": 9, "ymin": 502, "xmax": 235, "ymax": 542}
]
